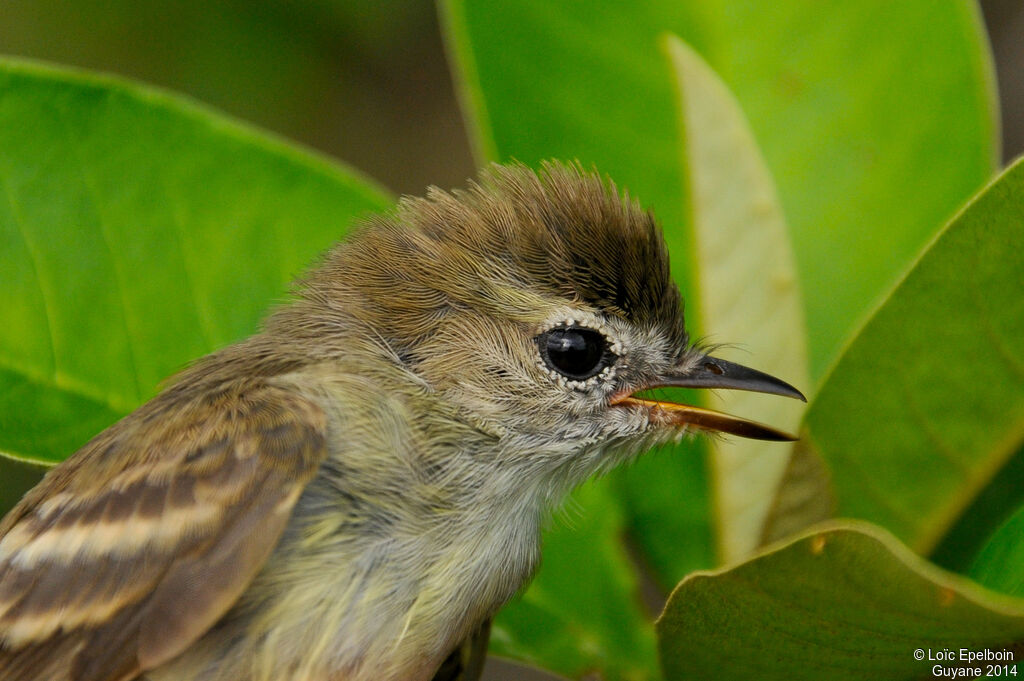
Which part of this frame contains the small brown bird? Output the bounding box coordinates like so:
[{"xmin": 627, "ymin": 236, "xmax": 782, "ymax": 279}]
[{"xmin": 0, "ymin": 162, "xmax": 803, "ymax": 681}]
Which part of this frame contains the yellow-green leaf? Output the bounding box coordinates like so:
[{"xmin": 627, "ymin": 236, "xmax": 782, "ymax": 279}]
[{"xmin": 665, "ymin": 34, "xmax": 809, "ymax": 562}]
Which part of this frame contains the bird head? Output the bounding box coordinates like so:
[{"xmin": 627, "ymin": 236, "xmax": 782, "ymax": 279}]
[{"xmin": 276, "ymin": 161, "xmax": 803, "ymax": 487}]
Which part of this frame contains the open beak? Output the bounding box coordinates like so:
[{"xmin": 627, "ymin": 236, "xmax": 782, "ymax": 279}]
[{"xmin": 610, "ymin": 355, "xmax": 806, "ymax": 441}]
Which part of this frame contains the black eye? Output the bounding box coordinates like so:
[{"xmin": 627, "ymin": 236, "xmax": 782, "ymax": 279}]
[{"xmin": 538, "ymin": 326, "xmax": 612, "ymax": 380}]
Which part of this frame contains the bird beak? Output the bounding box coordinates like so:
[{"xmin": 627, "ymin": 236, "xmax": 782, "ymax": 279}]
[{"xmin": 609, "ymin": 355, "xmax": 806, "ymax": 441}]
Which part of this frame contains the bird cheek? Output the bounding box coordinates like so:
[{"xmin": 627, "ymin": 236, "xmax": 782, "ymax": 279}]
[{"xmin": 603, "ymin": 403, "xmax": 652, "ymax": 438}]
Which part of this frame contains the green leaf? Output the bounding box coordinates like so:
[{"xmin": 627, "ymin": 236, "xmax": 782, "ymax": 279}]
[
  {"xmin": 802, "ymin": 157, "xmax": 1024, "ymax": 553},
  {"xmin": 0, "ymin": 59, "xmax": 390, "ymax": 490},
  {"xmin": 491, "ymin": 479, "xmax": 659, "ymax": 681},
  {"xmin": 657, "ymin": 521, "xmax": 1024, "ymax": 681},
  {"xmin": 970, "ymin": 503, "xmax": 1024, "ymax": 598},
  {"xmin": 664, "ymin": 35, "xmax": 809, "ymax": 562},
  {"xmin": 441, "ymin": 0, "xmax": 997, "ymax": 380}
]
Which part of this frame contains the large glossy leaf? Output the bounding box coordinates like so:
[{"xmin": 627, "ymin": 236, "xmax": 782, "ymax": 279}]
[
  {"xmin": 799, "ymin": 157, "xmax": 1024, "ymax": 553},
  {"xmin": 665, "ymin": 35, "xmax": 809, "ymax": 562},
  {"xmin": 658, "ymin": 521, "xmax": 1024, "ymax": 681},
  {"xmin": 0, "ymin": 59, "xmax": 391, "ymax": 496}
]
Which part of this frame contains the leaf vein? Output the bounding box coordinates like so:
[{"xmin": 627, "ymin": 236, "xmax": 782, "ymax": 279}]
[
  {"xmin": 0, "ymin": 171, "xmax": 58, "ymax": 377},
  {"xmin": 55, "ymin": 97, "xmax": 144, "ymax": 403}
]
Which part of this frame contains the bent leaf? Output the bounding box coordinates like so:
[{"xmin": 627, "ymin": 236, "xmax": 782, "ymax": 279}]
[
  {"xmin": 665, "ymin": 34, "xmax": 809, "ymax": 563},
  {"xmin": 658, "ymin": 521, "xmax": 1024, "ymax": 681}
]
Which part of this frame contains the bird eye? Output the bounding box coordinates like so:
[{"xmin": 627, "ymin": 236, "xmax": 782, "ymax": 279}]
[{"xmin": 538, "ymin": 326, "xmax": 612, "ymax": 380}]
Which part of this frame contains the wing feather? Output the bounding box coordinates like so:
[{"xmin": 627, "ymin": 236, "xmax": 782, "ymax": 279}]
[{"xmin": 0, "ymin": 379, "xmax": 327, "ymax": 681}]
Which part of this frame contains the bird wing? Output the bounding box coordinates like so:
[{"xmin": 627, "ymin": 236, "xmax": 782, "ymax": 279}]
[{"xmin": 0, "ymin": 379, "xmax": 327, "ymax": 681}]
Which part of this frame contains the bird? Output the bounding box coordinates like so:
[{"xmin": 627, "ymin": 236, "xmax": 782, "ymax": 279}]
[{"xmin": 0, "ymin": 161, "xmax": 804, "ymax": 681}]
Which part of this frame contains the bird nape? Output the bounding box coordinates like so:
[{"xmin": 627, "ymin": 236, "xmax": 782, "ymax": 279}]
[{"xmin": 0, "ymin": 161, "xmax": 804, "ymax": 681}]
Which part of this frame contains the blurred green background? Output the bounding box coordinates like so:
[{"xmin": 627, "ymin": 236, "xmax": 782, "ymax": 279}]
[
  {"xmin": 1, "ymin": 0, "xmax": 1018, "ymax": 198},
  {"xmin": 0, "ymin": 0, "xmax": 475, "ymax": 195}
]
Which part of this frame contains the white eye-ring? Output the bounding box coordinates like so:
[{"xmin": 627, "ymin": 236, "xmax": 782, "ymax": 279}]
[{"xmin": 535, "ymin": 316, "xmax": 624, "ymax": 390}]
